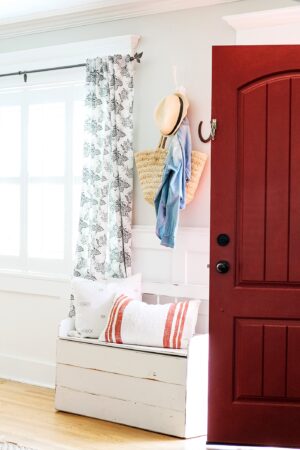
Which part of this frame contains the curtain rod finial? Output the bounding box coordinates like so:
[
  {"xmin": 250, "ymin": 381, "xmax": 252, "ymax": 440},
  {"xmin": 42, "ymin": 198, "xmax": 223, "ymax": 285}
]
[{"xmin": 130, "ymin": 51, "xmax": 143, "ymax": 63}]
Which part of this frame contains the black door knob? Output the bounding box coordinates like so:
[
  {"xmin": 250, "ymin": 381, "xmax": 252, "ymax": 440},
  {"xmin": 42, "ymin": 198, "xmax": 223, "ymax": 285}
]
[{"xmin": 216, "ymin": 260, "xmax": 230, "ymax": 274}]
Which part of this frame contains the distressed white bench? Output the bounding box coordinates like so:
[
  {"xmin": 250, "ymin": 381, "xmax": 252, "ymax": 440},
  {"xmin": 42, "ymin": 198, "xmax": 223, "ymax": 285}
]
[{"xmin": 55, "ymin": 284, "xmax": 208, "ymax": 438}]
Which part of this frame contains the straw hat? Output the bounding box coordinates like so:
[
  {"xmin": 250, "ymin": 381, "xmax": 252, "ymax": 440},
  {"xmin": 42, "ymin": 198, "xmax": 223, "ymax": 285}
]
[{"xmin": 154, "ymin": 92, "xmax": 189, "ymax": 136}]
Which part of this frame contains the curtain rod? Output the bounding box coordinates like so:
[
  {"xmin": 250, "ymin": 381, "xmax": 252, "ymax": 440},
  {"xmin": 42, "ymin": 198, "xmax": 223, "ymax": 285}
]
[{"xmin": 0, "ymin": 52, "xmax": 143, "ymax": 83}]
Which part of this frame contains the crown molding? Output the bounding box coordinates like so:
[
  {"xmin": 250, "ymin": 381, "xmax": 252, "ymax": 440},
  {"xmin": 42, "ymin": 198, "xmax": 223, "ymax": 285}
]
[
  {"xmin": 0, "ymin": 35, "xmax": 140, "ymax": 72},
  {"xmin": 0, "ymin": 0, "xmax": 238, "ymax": 39},
  {"xmin": 0, "ymin": 34, "xmax": 140, "ymax": 90},
  {"xmin": 223, "ymin": 5, "xmax": 300, "ymax": 31}
]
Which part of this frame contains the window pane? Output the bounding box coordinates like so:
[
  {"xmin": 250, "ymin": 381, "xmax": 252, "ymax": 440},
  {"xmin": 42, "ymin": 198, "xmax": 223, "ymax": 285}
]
[
  {"xmin": 0, "ymin": 184, "xmax": 20, "ymax": 255},
  {"xmin": 28, "ymin": 183, "xmax": 64, "ymax": 259},
  {"xmin": 72, "ymin": 183, "xmax": 81, "ymax": 255},
  {"xmin": 0, "ymin": 106, "xmax": 21, "ymax": 177},
  {"xmin": 73, "ymin": 100, "xmax": 84, "ymax": 177},
  {"xmin": 28, "ymin": 102, "xmax": 65, "ymax": 176}
]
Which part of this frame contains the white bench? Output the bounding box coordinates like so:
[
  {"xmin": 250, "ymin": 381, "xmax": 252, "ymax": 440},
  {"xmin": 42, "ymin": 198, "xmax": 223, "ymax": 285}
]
[{"xmin": 55, "ymin": 287, "xmax": 208, "ymax": 438}]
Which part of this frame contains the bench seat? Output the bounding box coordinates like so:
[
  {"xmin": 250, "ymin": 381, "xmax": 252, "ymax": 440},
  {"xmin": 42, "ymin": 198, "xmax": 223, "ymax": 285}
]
[{"xmin": 55, "ymin": 317, "xmax": 208, "ymax": 438}]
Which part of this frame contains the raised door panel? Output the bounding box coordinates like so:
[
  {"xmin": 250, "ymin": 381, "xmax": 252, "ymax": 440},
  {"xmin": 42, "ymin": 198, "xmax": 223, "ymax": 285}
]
[
  {"xmin": 289, "ymin": 78, "xmax": 300, "ymax": 282},
  {"xmin": 287, "ymin": 326, "xmax": 300, "ymax": 398},
  {"xmin": 238, "ymin": 84, "xmax": 267, "ymax": 282},
  {"xmin": 235, "ymin": 320, "xmax": 263, "ymax": 398},
  {"xmin": 263, "ymin": 325, "xmax": 287, "ymax": 398},
  {"xmin": 237, "ymin": 75, "xmax": 300, "ymax": 285},
  {"xmin": 265, "ymin": 79, "xmax": 290, "ymax": 282},
  {"xmin": 235, "ymin": 319, "xmax": 300, "ymax": 401}
]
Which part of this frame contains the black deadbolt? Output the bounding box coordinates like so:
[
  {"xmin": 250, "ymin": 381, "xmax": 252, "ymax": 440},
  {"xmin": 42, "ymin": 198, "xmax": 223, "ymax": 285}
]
[
  {"xmin": 217, "ymin": 234, "xmax": 230, "ymax": 246},
  {"xmin": 216, "ymin": 260, "xmax": 230, "ymax": 274}
]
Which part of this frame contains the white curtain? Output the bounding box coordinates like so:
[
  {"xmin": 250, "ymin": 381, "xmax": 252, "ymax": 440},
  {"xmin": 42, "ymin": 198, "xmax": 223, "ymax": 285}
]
[{"xmin": 74, "ymin": 55, "xmax": 135, "ymax": 280}]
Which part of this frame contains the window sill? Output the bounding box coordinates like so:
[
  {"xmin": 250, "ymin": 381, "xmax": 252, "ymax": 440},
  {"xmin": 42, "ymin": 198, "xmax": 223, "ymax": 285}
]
[{"xmin": 0, "ymin": 269, "xmax": 71, "ymax": 298}]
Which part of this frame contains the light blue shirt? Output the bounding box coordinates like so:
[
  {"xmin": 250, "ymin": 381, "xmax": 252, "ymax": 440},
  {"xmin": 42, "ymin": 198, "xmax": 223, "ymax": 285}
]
[{"xmin": 154, "ymin": 118, "xmax": 192, "ymax": 248}]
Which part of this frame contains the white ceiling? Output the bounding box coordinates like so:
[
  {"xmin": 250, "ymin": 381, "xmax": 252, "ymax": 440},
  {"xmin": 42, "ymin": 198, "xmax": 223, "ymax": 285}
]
[
  {"xmin": 0, "ymin": 0, "xmax": 242, "ymax": 38},
  {"xmin": 0, "ymin": 0, "xmax": 141, "ymax": 22},
  {"xmin": 0, "ymin": 0, "xmax": 237, "ymax": 23}
]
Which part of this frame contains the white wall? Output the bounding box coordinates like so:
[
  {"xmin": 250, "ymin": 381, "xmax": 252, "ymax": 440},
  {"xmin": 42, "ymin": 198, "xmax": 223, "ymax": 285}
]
[
  {"xmin": 0, "ymin": 291, "xmax": 69, "ymax": 386},
  {"xmin": 0, "ymin": 0, "xmax": 296, "ymax": 387},
  {"xmin": 0, "ymin": 0, "xmax": 294, "ymax": 228}
]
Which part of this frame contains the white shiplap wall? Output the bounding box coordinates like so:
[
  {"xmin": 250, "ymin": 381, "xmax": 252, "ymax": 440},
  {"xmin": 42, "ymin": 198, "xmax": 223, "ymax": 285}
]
[
  {"xmin": 0, "ymin": 225, "xmax": 209, "ymax": 388},
  {"xmin": 133, "ymin": 226, "xmax": 209, "ymax": 298}
]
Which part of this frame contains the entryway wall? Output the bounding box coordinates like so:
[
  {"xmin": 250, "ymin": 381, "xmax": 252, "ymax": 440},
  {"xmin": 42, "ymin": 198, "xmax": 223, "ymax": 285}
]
[{"xmin": 0, "ymin": 0, "xmax": 296, "ymax": 388}]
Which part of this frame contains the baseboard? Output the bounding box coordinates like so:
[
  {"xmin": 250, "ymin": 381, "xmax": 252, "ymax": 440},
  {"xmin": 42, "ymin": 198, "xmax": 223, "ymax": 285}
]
[{"xmin": 0, "ymin": 353, "xmax": 55, "ymax": 389}]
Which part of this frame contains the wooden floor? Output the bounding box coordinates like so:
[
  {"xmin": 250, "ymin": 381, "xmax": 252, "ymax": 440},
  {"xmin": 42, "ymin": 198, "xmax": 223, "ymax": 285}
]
[{"xmin": 0, "ymin": 380, "xmax": 206, "ymax": 450}]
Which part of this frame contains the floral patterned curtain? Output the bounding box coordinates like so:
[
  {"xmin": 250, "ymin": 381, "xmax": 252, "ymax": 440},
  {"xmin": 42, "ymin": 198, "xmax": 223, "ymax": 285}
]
[{"xmin": 74, "ymin": 55, "xmax": 134, "ymax": 280}]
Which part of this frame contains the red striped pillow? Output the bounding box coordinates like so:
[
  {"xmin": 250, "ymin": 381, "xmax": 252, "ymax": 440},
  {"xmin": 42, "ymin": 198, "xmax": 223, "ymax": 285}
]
[
  {"xmin": 104, "ymin": 294, "xmax": 131, "ymax": 344},
  {"xmin": 100, "ymin": 295, "xmax": 200, "ymax": 349}
]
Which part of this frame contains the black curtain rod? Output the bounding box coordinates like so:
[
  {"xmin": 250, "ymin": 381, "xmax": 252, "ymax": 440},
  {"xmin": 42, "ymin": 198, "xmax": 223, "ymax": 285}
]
[
  {"xmin": 0, "ymin": 52, "xmax": 143, "ymax": 83},
  {"xmin": 0, "ymin": 63, "xmax": 86, "ymax": 82}
]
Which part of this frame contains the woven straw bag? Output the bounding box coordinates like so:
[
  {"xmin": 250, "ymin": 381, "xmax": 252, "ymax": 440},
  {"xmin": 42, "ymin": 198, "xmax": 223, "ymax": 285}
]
[
  {"xmin": 135, "ymin": 136, "xmax": 168, "ymax": 205},
  {"xmin": 186, "ymin": 151, "xmax": 208, "ymax": 204},
  {"xmin": 135, "ymin": 136, "xmax": 208, "ymax": 206}
]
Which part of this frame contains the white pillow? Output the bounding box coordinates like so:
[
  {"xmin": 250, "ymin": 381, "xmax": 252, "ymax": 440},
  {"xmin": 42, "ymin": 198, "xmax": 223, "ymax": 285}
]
[
  {"xmin": 70, "ymin": 274, "xmax": 142, "ymax": 338},
  {"xmin": 99, "ymin": 295, "xmax": 200, "ymax": 349}
]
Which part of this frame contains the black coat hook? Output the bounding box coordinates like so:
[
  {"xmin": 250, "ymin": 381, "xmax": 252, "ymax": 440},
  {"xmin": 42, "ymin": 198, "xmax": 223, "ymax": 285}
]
[{"xmin": 198, "ymin": 118, "xmax": 217, "ymax": 143}]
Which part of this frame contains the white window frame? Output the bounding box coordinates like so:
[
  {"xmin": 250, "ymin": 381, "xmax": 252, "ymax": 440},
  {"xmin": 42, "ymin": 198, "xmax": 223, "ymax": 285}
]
[
  {"xmin": 0, "ymin": 82, "xmax": 85, "ymax": 275},
  {"xmin": 0, "ymin": 34, "xmax": 140, "ymax": 289}
]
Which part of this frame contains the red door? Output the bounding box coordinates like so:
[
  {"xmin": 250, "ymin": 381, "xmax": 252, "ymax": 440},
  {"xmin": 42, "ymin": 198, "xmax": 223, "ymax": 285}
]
[{"xmin": 209, "ymin": 46, "xmax": 300, "ymax": 447}]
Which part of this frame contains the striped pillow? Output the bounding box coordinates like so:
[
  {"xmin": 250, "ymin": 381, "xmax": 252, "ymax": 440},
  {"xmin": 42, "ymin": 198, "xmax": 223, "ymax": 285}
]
[{"xmin": 99, "ymin": 295, "xmax": 200, "ymax": 349}]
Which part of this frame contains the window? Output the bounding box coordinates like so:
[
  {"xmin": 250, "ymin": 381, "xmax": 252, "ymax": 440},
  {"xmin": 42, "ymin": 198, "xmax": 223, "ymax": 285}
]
[
  {"xmin": 0, "ymin": 74, "xmax": 85, "ymax": 275},
  {"xmin": 0, "ymin": 35, "xmax": 138, "ymax": 280}
]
